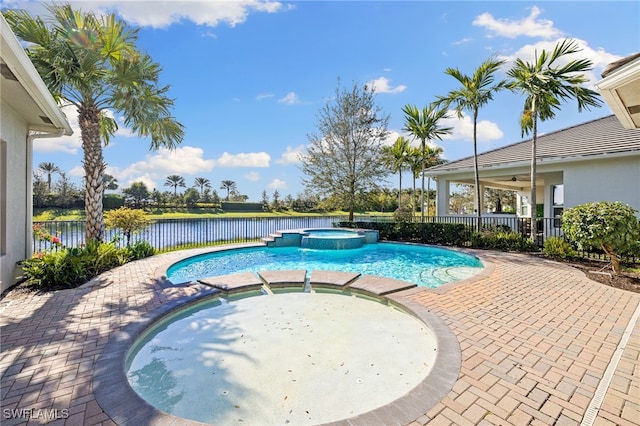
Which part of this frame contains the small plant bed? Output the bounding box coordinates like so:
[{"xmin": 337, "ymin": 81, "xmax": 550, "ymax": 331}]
[{"xmin": 551, "ymin": 257, "xmax": 640, "ymax": 294}]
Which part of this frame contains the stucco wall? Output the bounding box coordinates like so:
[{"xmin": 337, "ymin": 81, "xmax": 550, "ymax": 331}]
[
  {"xmin": 563, "ymin": 155, "xmax": 640, "ymax": 217},
  {"xmin": 0, "ymin": 101, "xmax": 29, "ymax": 294}
]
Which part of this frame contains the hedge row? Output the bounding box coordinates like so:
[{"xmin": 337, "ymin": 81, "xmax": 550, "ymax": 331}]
[{"xmin": 338, "ymin": 221, "xmax": 469, "ymax": 246}]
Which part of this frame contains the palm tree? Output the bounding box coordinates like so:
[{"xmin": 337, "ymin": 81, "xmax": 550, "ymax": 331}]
[
  {"xmin": 423, "ymin": 145, "xmax": 445, "ymax": 217},
  {"xmin": 193, "ymin": 177, "xmax": 211, "ymax": 195},
  {"xmin": 103, "ymin": 174, "xmax": 119, "ymax": 191},
  {"xmin": 507, "ymin": 39, "xmax": 601, "ymax": 240},
  {"xmin": 5, "ymin": 5, "xmax": 184, "ymax": 241},
  {"xmin": 220, "ymin": 180, "xmax": 237, "ymax": 201},
  {"xmin": 38, "ymin": 162, "xmax": 61, "ymax": 193},
  {"xmin": 406, "ymin": 147, "xmax": 423, "ymax": 219},
  {"xmin": 382, "ymin": 137, "xmax": 411, "ymax": 207},
  {"xmin": 164, "ymin": 175, "xmax": 186, "ymax": 196},
  {"xmin": 435, "ymin": 55, "xmax": 508, "ymax": 230},
  {"xmin": 402, "ymin": 105, "xmax": 451, "ymax": 223}
]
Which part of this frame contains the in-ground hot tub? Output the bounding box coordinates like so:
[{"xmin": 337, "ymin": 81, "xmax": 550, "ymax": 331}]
[
  {"xmin": 301, "ymin": 228, "xmax": 366, "ymax": 249},
  {"xmin": 264, "ymin": 227, "xmax": 378, "ymax": 249}
]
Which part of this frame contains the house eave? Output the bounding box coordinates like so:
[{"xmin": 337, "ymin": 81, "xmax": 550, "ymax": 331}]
[
  {"xmin": 595, "ymin": 54, "xmax": 640, "ymax": 130},
  {"xmin": 1, "ymin": 15, "xmax": 73, "ymax": 136},
  {"xmin": 426, "ymin": 149, "xmax": 640, "ymax": 177}
]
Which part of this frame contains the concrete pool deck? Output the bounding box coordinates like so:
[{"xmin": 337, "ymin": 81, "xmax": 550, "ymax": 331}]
[{"xmin": 1, "ymin": 246, "xmax": 639, "ymax": 425}]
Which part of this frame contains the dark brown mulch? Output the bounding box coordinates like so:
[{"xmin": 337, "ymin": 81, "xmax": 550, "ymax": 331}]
[{"xmin": 550, "ymin": 257, "xmax": 640, "ymax": 294}]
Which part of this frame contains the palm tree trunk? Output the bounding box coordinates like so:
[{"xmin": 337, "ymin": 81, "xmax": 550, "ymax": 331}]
[
  {"xmin": 421, "ymin": 139, "xmax": 425, "ymax": 223},
  {"xmin": 398, "ymin": 170, "xmax": 402, "ymax": 207},
  {"xmin": 530, "ymin": 113, "xmax": 538, "ymax": 243},
  {"xmin": 473, "ymin": 111, "xmax": 481, "ymax": 232},
  {"xmin": 79, "ymin": 103, "xmax": 105, "ymax": 241}
]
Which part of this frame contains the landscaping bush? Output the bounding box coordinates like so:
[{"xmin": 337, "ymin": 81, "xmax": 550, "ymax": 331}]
[
  {"xmin": 21, "ymin": 241, "xmax": 132, "ymax": 288},
  {"xmin": 127, "ymin": 240, "xmax": 155, "ymax": 260},
  {"xmin": 104, "ymin": 207, "xmax": 150, "ymax": 245},
  {"xmin": 562, "ymin": 201, "xmax": 640, "ymax": 274},
  {"xmin": 471, "ymin": 230, "xmax": 537, "ymax": 252},
  {"xmin": 393, "ymin": 206, "xmax": 414, "ymax": 223},
  {"xmin": 338, "ymin": 221, "xmax": 467, "ymax": 246},
  {"xmin": 543, "ymin": 236, "xmax": 577, "ymax": 259}
]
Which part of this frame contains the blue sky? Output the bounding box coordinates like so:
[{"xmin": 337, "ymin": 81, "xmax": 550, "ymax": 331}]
[{"xmin": 4, "ymin": 1, "xmax": 639, "ymax": 201}]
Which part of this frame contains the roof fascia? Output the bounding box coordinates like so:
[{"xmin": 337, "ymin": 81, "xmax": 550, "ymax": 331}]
[
  {"xmin": 1, "ymin": 15, "xmax": 73, "ymax": 135},
  {"xmin": 595, "ymin": 56, "xmax": 640, "ymax": 130}
]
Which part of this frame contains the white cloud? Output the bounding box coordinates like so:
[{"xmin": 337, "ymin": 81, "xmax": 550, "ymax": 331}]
[
  {"xmin": 256, "ymin": 93, "xmax": 275, "ymax": 101},
  {"xmin": 267, "ymin": 179, "xmax": 287, "ymax": 190},
  {"xmin": 244, "ymin": 171, "xmax": 261, "ymax": 181},
  {"xmin": 84, "ymin": 0, "xmax": 285, "ymax": 29},
  {"xmin": 366, "ymin": 77, "xmax": 406, "ymax": 94},
  {"xmin": 278, "ymin": 92, "xmax": 300, "ymax": 104},
  {"xmin": 33, "ymin": 105, "xmax": 82, "ymax": 154},
  {"xmin": 277, "ymin": 145, "xmax": 305, "ymax": 165},
  {"xmin": 214, "ymin": 152, "xmax": 271, "ymax": 167},
  {"xmin": 473, "ymin": 6, "xmax": 563, "ymax": 39},
  {"xmin": 440, "ymin": 111, "xmax": 504, "ymax": 143},
  {"xmin": 33, "ymin": 105, "xmax": 136, "ymax": 153},
  {"xmin": 500, "ymin": 38, "xmax": 622, "ymax": 87},
  {"xmin": 452, "ymin": 38, "xmax": 473, "ymax": 46},
  {"xmin": 108, "ymin": 146, "xmax": 215, "ymax": 189}
]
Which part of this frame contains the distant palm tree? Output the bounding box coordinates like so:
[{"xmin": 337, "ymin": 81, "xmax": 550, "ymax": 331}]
[
  {"xmin": 164, "ymin": 175, "xmax": 186, "ymax": 196},
  {"xmin": 220, "ymin": 180, "xmax": 237, "ymax": 201},
  {"xmin": 103, "ymin": 174, "xmax": 119, "ymax": 191},
  {"xmin": 435, "ymin": 55, "xmax": 508, "ymax": 230},
  {"xmin": 193, "ymin": 177, "xmax": 211, "ymax": 195},
  {"xmin": 402, "ymin": 105, "xmax": 451, "ymax": 223},
  {"xmin": 406, "ymin": 147, "xmax": 423, "ymax": 219},
  {"xmin": 38, "ymin": 162, "xmax": 61, "ymax": 193},
  {"xmin": 507, "ymin": 39, "xmax": 601, "ymax": 240},
  {"xmin": 382, "ymin": 137, "xmax": 411, "ymax": 207}
]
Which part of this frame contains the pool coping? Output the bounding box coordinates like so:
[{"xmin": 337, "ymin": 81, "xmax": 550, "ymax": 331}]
[{"xmin": 94, "ymin": 243, "xmax": 488, "ymax": 425}]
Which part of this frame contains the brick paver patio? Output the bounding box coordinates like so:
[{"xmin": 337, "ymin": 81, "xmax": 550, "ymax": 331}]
[{"xmin": 1, "ymin": 246, "xmax": 638, "ymax": 425}]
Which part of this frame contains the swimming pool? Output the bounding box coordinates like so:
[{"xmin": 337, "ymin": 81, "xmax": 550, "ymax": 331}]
[{"xmin": 167, "ymin": 242, "xmax": 483, "ymax": 287}]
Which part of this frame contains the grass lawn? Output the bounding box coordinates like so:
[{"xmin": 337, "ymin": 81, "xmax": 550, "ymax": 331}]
[{"xmin": 34, "ymin": 208, "xmax": 391, "ymax": 221}]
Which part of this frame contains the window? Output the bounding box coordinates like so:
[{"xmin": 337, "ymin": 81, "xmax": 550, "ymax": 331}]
[
  {"xmin": 552, "ymin": 184, "xmax": 564, "ymax": 228},
  {"xmin": 520, "ymin": 195, "xmax": 528, "ymax": 216}
]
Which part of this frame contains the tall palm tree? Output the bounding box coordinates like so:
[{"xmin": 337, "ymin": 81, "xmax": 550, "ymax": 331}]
[
  {"xmin": 406, "ymin": 147, "xmax": 424, "ymax": 219},
  {"xmin": 5, "ymin": 4, "xmax": 184, "ymax": 241},
  {"xmin": 435, "ymin": 55, "xmax": 508, "ymax": 230},
  {"xmin": 38, "ymin": 162, "xmax": 61, "ymax": 193},
  {"xmin": 220, "ymin": 180, "xmax": 237, "ymax": 201},
  {"xmin": 422, "ymin": 144, "xmax": 445, "ymax": 217},
  {"xmin": 164, "ymin": 175, "xmax": 186, "ymax": 196},
  {"xmin": 402, "ymin": 105, "xmax": 451, "ymax": 223},
  {"xmin": 382, "ymin": 137, "xmax": 411, "ymax": 207},
  {"xmin": 193, "ymin": 177, "xmax": 211, "ymax": 195},
  {"xmin": 507, "ymin": 39, "xmax": 601, "ymax": 240}
]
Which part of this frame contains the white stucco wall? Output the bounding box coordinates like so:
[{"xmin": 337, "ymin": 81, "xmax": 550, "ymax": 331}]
[
  {"xmin": 0, "ymin": 101, "xmax": 29, "ymax": 293},
  {"xmin": 563, "ymin": 155, "xmax": 640, "ymax": 217}
]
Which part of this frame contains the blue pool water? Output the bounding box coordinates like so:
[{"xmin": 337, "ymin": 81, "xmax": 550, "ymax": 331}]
[{"xmin": 167, "ymin": 243, "xmax": 483, "ymax": 287}]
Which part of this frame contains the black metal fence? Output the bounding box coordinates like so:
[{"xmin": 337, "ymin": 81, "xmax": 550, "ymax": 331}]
[{"xmin": 32, "ymin": 214, "xmax": 558, "ymax": 251}]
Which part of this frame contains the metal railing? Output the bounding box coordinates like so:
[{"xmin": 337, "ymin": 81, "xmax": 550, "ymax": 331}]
[{"xmin": 32, "ymin": 215, "xmax": 636, "ymax": 263}]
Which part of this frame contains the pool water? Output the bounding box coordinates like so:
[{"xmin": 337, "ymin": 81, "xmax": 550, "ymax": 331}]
[
  {"xmin": 167, "ymin": 243, "xmax": 482, "ymax": 287},
  {"xmin": 126, "ymin": 292, "xmax": 438, "ymax": 425}
]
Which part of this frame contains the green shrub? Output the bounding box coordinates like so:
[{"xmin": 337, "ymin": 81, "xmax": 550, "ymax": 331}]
[
  {"xmin": 22, "ymin": 241, "xmax": 132, "ymax": 289},
  {"xmin": 338, "ymin": 221, "xmax": 467, "ymax": 246},
  {"xmin": 543, "ymin": 236, "xmax": 577, "ymax": 259},
  {"xmin": 104, "ymin": 207, "xmax": 150, "ymax": 245},
  {"xmin": 562, "ymin": 201, "xmax": 640, "ymax": 274},
  {"xmin": 393, "ymin": 206, "xmax": 414, "ymax": 223},
  {"xmin": 128, "ymin": 240, "xmax": 155, "ymax": 260},
  {"xmin": 471, "ymin": 230, "xmax": 537, "ymax": 252}
]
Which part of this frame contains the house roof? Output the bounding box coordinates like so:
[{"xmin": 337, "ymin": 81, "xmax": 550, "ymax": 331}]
[
  {"xmin": 596, "ymin": 53, "xmax": 640, "ymax": 129},
  {"xmin": 427, "ymin": 115, "xmax": 640, "ymax": 175},
  {"xmin": 1, "ymin": 15, "xmax": 72, "ymax": 135}
]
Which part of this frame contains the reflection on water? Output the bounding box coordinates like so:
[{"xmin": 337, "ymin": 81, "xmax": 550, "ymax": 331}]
[{"xmin": 128, "ymin": 356, "xmax": 184, "ymax": 411}]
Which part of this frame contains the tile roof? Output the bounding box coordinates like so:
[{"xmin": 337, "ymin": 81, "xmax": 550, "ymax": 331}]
[{"xmin": 428, "ymin": 115, "xmax": 640, "ymax": 174}]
